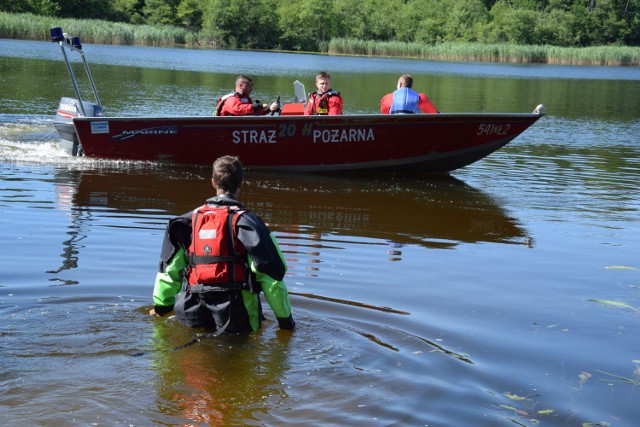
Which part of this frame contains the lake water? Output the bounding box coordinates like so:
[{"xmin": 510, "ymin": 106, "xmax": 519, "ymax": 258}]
[{"xmin": 1, "ymin": 38, "xmax": 640, "ymax": 426}]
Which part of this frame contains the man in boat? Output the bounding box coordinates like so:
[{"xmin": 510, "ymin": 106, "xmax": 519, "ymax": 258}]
[
  {"xmin": 214, "ymin": 75, "xmax": 280, "ymax": 116},
  {"xmin": 380, "ymin": 74, "xmax": 438, "ymax": 114},
  {"xmin": 150, "ymin": 155, "xmax": 295, "ymax": 334},
  {"xmin": 304, "ymin": 71, "xmax": 343, "ymax": 115}
]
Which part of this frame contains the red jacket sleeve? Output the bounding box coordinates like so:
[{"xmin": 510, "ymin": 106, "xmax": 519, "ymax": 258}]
[
  {"xmin": 380, "ymin": 93, "xmax": 393, "ymax": 114},
  {"xmin": 418, "ymin": 93, "xmax": 438, "ymax": 114},
  {"xmin": 329, "ymin": 95, "xmax": 343, "ymax": 115}
]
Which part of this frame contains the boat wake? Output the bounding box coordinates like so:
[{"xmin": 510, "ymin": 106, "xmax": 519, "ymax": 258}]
[
  {"xmin": 0, "ymin": 114, "xmax": 69, "ymax": 163},
  {"xmin": 0, "ymin": 114, "xmax": 168, "ymax": 170},
  {"xmin": 0, "ymin": 138, "xmax": 71, "ymax": 163}
]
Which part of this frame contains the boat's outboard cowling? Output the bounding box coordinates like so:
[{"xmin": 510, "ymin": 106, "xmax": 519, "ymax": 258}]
[{"xmin": 54, "ymin": 97, "xmax": 103, "ymax": 156}]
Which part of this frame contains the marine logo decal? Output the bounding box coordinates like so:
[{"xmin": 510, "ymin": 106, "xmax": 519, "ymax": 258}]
[{"xmin": 112, "ymin": 126, "xmax": 179, "ymax": 141}]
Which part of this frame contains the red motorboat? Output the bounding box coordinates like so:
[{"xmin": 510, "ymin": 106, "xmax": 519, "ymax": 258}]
[
  {"xmin": 51, "ymin": 27, "xmax": 545, "ymax": 173},
  {"xmin": 70, "ymin": 112, "xmax": 542, "ymax": 172}
]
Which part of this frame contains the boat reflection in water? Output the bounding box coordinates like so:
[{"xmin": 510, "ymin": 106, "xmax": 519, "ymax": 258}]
[{"xmin": 52, "ymin": 165, "xmax": 529, "ymax": 278}]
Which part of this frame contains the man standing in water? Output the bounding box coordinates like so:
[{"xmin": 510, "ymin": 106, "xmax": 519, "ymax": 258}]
[
  {"xmin": 150, "ymin": 155, "xmax": 295, "ymax": 334},
  {"xmin": 380, "ymin": 74, "xmax": 438, "ymax": 114}
]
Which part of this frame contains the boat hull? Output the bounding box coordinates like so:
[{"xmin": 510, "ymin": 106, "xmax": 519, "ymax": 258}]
[{"xmin": 72, "ymin": 113, "xmax": 542, "ymax": 172}]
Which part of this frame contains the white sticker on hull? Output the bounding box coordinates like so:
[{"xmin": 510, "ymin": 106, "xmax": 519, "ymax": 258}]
[{"xmin": 91, "ymin": 121, "xmax": 110, "ymax": 134}]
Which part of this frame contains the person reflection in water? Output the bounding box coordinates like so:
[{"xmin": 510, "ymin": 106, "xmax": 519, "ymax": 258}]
[
  {"xmin": 150, "ymin": 155, "xmax": 295, "ymax": 335},
  {"xmin": 149, "ymin": 316, "xmax": 293, "ymax": 425},
  {"xmin": 380, "ymin": 74, "xmax": 438, "ymax": 114}
]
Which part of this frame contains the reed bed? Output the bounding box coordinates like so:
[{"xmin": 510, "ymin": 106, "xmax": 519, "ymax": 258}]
[
  {"xmin": 0, "ymin": 12, "xmax": 191, "ymax": 46},
  {"xmin": 329, "ymin": 38, "xmax": 640, "ymax": 67}
]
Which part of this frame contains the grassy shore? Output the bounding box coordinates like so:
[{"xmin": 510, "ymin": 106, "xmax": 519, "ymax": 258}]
[
  {"xmin": 0, "ymin": 12, "xmax": 195, "ymax": 46},
  {"xmin": 2, "ymin": 12, "xmax": 639, "ymax": 66},
  {"xmin": 328, "ymin": 38, "xmax": 640, "ymax": 67}
]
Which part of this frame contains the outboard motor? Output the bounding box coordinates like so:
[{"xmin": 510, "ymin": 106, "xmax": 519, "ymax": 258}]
[
  {"xmin": 54, "ymin": 97, "xmax": 102, "ymax": 156},
  {"xmin": 51, "ymin": 27, "xmax": 103, "ymax": 156}
]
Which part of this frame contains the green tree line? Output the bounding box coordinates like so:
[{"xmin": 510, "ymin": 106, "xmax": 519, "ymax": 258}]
[{"xmin": 1, "ymin": 0, "xmax": 639, "ymax": 49}]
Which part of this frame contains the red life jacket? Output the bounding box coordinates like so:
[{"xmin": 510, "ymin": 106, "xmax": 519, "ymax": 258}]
[
  {"xmin": 187, "ymin": 204, "xmax": 248, "ymax": 289},
  {"xmin": 214, "ymin": 92, "xmax": 235, "ymax": 116},
  {"xmin": 310, "ymin": 90, "xmax": 340, "ymax": 115},
  {"xmin": 214, "ymin": 92, "xmax": 255, "ymax": 116}
]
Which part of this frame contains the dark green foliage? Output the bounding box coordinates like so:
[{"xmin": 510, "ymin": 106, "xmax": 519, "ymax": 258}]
[
  {"xmin": 202, "ymin": 0, "xmax": 281, "ymax": 49},
  {"xmin": 1, "ymin": 0, "xmax": 638, "ymax": 48}
]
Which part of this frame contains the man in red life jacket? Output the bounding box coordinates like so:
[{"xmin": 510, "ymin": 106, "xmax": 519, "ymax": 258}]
[
  {"xmin": 380, "ymin": 74, "xmax": 438, "ymax": 114},
  {"xmin": 150, "ymin": 156, "xmax": 295, "ymax": 334},
  {"xmin": 304, "ymin": 71, "xmax": 343, "ymax": 115},
  {"xmin": 214, "ymin": 75, "xmax": 280, "ymax": 116}
]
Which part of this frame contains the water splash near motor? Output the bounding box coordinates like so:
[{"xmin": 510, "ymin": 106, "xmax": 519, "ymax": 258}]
[
  {"xmin": 0, "ymin": 113, "xmax": 168, "ymax": 171},
  {"xmin": 0, "ymin": 113, "xmax": 71, "ymax": 163}
]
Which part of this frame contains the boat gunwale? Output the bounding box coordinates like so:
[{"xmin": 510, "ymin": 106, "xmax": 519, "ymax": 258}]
[{"xmin": 73, "ymin": 112, "xmax": 544, "ymax": 123}]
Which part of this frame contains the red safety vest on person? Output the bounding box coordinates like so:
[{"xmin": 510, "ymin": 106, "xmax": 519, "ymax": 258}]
[
  {"xmin": 187, "ymin": 205, "xmax": 248, "ymax": 288},
  {"xmin": 214, "ymin": 92, "xmax": 263, "ymax": 116},
  {"xmin": 305, "ymin": 90, "xmax": 343, "ymax": 115}
]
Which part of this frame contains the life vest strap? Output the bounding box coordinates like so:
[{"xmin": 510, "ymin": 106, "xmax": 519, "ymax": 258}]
[
  {"xmin": 184, "ymin": 282, "xmax": 246, "ymax": 293},
  {"xmin": 189, "ymin": 254, "xmax": 237, "ymax": 266}
]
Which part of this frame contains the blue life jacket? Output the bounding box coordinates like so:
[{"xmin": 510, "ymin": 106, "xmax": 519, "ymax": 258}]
[{"xmin": 390, "ymin": 87, "xmax": 420, "ymax": 114}]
